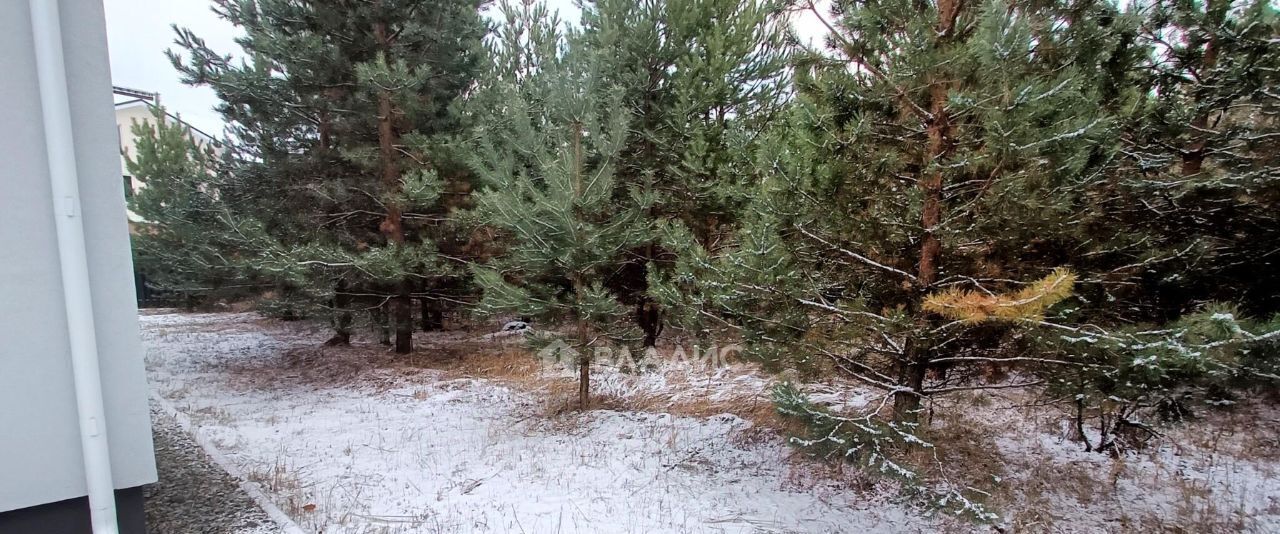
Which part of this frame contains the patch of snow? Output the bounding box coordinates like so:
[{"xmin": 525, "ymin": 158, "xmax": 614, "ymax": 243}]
[
  {"xmin": 989, "ymin": 407, "xmax": 1280, "ymax": 532},
  {"xmin": 152, "ymin": 392, "xmax": 308, "ymax": 534},
  {"xmin": 141, "ymin": 312, "xmax": 925, "ymax": 533},
  {"xmin": 476, "ymin": 321, "xmax": 533, "ymax": 341}
]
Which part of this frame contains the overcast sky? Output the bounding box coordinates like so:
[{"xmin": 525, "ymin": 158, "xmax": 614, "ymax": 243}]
[{"xmin": 103, "ymin": 0, "xmax": 829, "ymax": 137}]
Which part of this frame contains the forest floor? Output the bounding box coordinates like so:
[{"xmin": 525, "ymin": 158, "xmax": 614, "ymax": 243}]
[{"xmin": 140, "ymin": 310, "xmax": 1280, "ymax": 533}]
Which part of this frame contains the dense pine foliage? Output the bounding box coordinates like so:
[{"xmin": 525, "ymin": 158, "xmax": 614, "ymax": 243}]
[
  {"xmin": 162, "ymin": 0, "xmax": 487, "ymax": 351},
  {"xmin": 132, "ymin": 0, "xmax": 1278, "ymax": 515}
]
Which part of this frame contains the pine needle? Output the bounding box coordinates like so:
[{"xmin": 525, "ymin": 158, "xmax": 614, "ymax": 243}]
[{"xmin": 923, "ymin": 268, "xmax": 1076, "ymax": 323}]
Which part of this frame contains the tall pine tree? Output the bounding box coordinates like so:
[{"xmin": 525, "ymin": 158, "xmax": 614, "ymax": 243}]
[
  {"xmin": 468, "ymin": 1, "xmax": 647, "ymax": 407},
  {"xmin": 169, "ymin": 0, "xmax": 487, "ymax": 352},
  {"xmin": 125, "ymin": 106, "xmax": 237, "ymax": 302},
  {"xmin": 1106, "ymin": 0, "xmax": 1280, "ymax": 317},
  {"xmin": 572, "ymin": 0, "xmax": 792, "ymax": 346},
  {"xmin": 658, "ymin": 0, "xmax": 1132, "ymax": 420}
]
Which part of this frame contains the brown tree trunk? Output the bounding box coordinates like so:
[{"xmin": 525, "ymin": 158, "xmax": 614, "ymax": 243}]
[
  {"xmin": 578, "ymin": 337, "xmax": 591, "ymax": 409},
  {"xmin": 374, "ymin": 19, "xmax": 411, "ymax": 354},
  {"xmin": 318, "ymin": 99, "xmax": 347, "ymax": 347},
  {"xmin": 577, "ymin": 315, "xmax": 590, "ymax": 409},
  {"xmin": 1076, "ymin": 393, "xmax": 1093, "ymax": 452},
  {"xmin": 893, "ymin": 1, "xmax": 960, "ymax": 423},
  {"xmin": 420, "ymin": 295, "xmax": 430, "ymax": 331},
  {"xmin": 1181, "ymin": 0, "xmax": 1221, "ymax": 177},
  {"xmin": 426, "ymin": 300, "xmax": 444, "ymax": 331},
  {"xmin": 419, "ymin": 296, "xmax": 445, "ymax": 332},
  {"xmin": 572, "ymin": 274, "xmax": 591, "ymax": 409},
  {"xmin": 893, "ymin": 341, "xmax": 928, "ymax": 422},
  {"xmin": 372, "ymin": 303, "xmax": 391, "ymax": 345},
  {"xmin": 701, "ymin": 215, "xmax": 719, "ymax": 251},
  {"xmin": 917, "ymin": 81, "xmax": 948, "ymax": 289},
  {"xmin": 318, "ymin": 85, "xmax": 344, "ymax": 345},
  {"xmin": 325, "ymin": 281, "xmax": 352, "ymax": 346},
  {"xmin": 637, "ymin": 299, "xmax": 662, "ymax": 349},
  {"xmin": 318, "ymin": 110, "xmax": 332, "ymax": 153},
  {"xmin": 917, "ymin": 0, "xmax": 958, "ymax": 290},
  {"xmin": 567, "ymin": 122, "xmax": 591, "ymax": 409},
  {"xmin": 394, "ymin": 282, "xmax": 412, "ymax": 354},
  {"xmin": 633, "ymin": 75, "xmax": 665, "ymax": 346}
]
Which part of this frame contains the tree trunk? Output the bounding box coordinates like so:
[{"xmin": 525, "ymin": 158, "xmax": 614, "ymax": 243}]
[
  {"xmin": 577, "ymin": 317, "xmax": 590, "ymax": 409},
  {"xmin": 319, "ymin": 86, "xmax": 346, "ymax": 347},
  {"xmin": 394, "ymin": 282, "xmax": 412, "ymax": 354},
  {"xmin": 275, "ymin": 284, "xmax": 298, "ymax": 320},
  {"xmin": 1181, "ymin": 0, "xmax": 1221, "ymax": 177},
  {"xmin": 325, "ymin": 281, "xmax": 352, "ymax": 346},
  {"xmin": 578, "ymin": 351, "xmax": 591, "ymax": 409},
  {"xmin": 374, "ymin": 18, "xmax": 410, "ymax": 354},
  {"xmin": 420, "ymin": 296, "xmax": 444, "ymax": 331},
  {"xmin": 893, "ymin": 1, "xmax": 960, "ymax": 423},
  {"xmin": 372, "ymin": 303, "xmax": 391, "ymax": 345},
  {"xmin": 319, "ymin": 100, "xmax": 346, "ymax": 347},
  {"xmin": 893, "ymin": 340, "xmax": 928, "ymax": 422},
  {"xmin": 637, "ymin": 298, "xmax": 662, "ymax": 348},
  {"xmin": 318, "ymin": 110, "xmax": 332, "ymax": 153},
  {"xmin": 701, "ymin": 214, "xmax": 719, "ymax": 251},
  {"xmin": 568, "ymin": 122, "xmax": 591, "ymax": 409},
  {"xmin": 431, "ymin": 302, "xmax": 444, "ymax": 330},
  {"xmin": 1076, "ymin": 393, "xmax": 1093, "ymax": 452},
  {"xmin": 917, "ymin": 82, "xmax": 947, "ymax": 288},
  {"xmin": 573, "ymin": 274, "xmax": 591, "ymax": 409}
]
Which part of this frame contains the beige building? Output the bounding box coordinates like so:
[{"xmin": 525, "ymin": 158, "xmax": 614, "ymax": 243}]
[{"xmin": 113, "ymin": 87, "xmax": 218, "ymax": 222}]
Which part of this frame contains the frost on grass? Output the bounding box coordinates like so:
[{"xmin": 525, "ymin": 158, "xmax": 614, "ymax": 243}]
[
  {"xmin": 142, "ymin": 311, "xmax": 1280, "ymax": 533},
  {"xmin": 141, "ymin": 312, "xmax": 921, "ymax": 533},
  {"xmin": 945, "ymin": 392, "xmax": 1280, "ymax": 533}
]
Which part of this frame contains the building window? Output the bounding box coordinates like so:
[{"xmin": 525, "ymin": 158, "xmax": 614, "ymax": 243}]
[{"xmin": 123, "ymin": 175, "xmax": 133, "ymax": 200}]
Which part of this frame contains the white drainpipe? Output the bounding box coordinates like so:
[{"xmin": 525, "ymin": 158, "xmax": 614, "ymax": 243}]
[{"xmin": 28, "ymin": 1, "xmax": 120, "ymax": 533}]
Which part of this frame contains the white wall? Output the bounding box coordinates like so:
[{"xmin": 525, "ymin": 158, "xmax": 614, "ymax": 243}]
[{"xmin": 0, "ymin": 0, "xmax": 157, "ymax": 513}]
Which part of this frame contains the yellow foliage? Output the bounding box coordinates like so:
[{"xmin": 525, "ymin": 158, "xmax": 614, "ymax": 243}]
[{"xmin": 923, "ymin": 268, "xmax": 1076, "ymax": 323}]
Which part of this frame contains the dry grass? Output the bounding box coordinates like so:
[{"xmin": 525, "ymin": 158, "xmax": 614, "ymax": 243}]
[
  {"xmin": 245, "ymin": 456, "xmax": 315, "ymax": 522},
  {"xmin": 182, "ymin": 313, "xmax": 787, "ymax": 433},
  {"xmin": 915, "ymin": 388, "xmax": 1280, "ymax": 533},
  {"xmin": 167, "ymin": 312, "xmax": 1279, "ymax": 533},
  {"xmin": 431, "ymin": 345, "xmax": 798, "ymax": 448},
  {"xmin": 410, "ymin": 339, "xmax": 543, "ymax": 381},
  {"xmin": 216, "ymin": 323, "xmax": 519, "ymax": 392},
  {"xmin": 576, "ymin": 372, "xmax": 787, "ymax": 428},
  {"xmin": 223, "ymin": 343, "xmax": 411, "ymax": 391},
  {"xmin": 292, "ymin": 327, "xmax": 801, "ymax": 437}
]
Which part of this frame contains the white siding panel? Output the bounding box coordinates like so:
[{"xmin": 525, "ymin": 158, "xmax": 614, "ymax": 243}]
[{"xmin": 0, "ymin": 0, "xmax": 157, "ymax": 512}]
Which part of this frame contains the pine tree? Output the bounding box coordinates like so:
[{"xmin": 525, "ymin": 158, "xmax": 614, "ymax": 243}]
[
  {"xmin": 125, "ymin": 106, "xmax": 236, "ymax": 301},
  {"xmin": 468, "ymin": 1, "xmax": 646, "ymax": 408},
  {"xmin": 580, "ymin": 0, "xmax": 789, "ymax": 241},
  {"xmin": 569, "ymin": 0, "xmax": 792, "ymax": 346},
  {"xmin": 1102, "ymin": 0, "xmax": 1280, "ymax": 317},
  {"xmin": 1039, "ymin": 0, "xmax": 1280, "ymax": 452},
  {"xmin": 651, "ymin": 0, "xmax": 1280, "ymax": 467},
  {"xmin": 659, "ymin": 0, "xmax": 1134, "ymax": 421},
  {"xmin": 169, "ymin": 0, "xmax": 487, "ymax": 351}
]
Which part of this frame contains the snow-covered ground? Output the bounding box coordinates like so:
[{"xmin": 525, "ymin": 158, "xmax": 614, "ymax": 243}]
[
  {"xmin": 140, "ymin": 312, "xmax": 929, "ymax": 533},
  {"xmin": 141, "ymin": 311, "xmax": 1280, "ymax": 533},
  {"xmin": 988, "ymin": 405, "xmax": 1280, "ymax": 532}
]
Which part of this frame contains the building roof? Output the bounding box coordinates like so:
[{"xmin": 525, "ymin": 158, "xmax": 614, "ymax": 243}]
[{"xmin": 115, "ymin": 99, "xmax": 220, "ymax": 146}]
